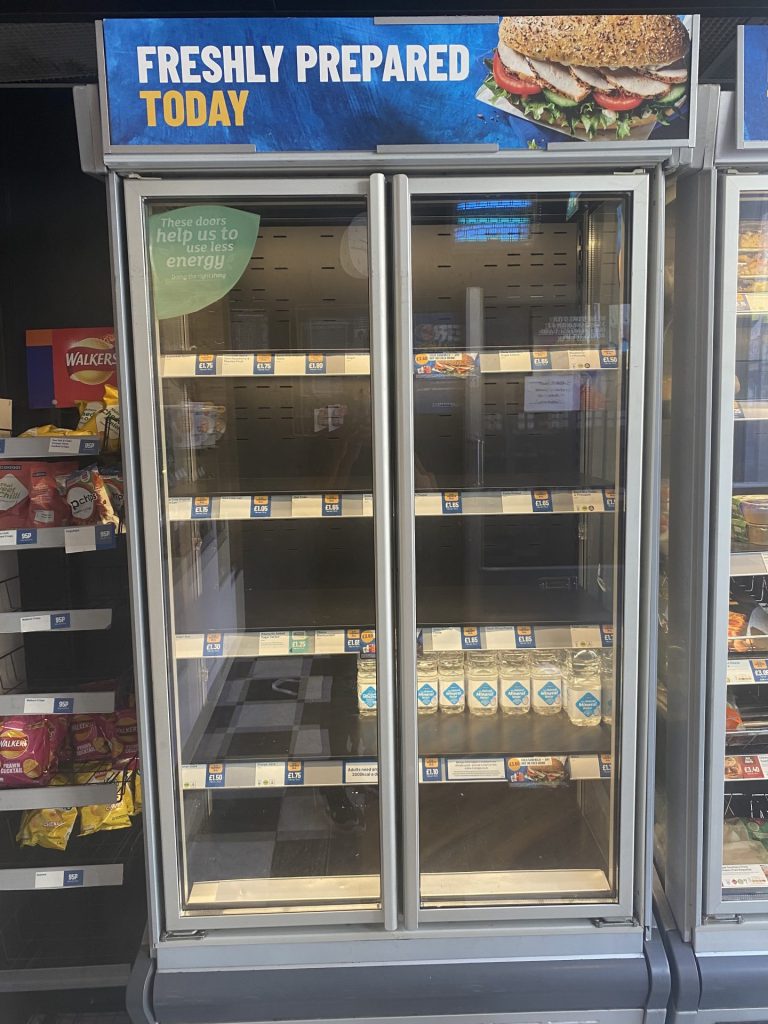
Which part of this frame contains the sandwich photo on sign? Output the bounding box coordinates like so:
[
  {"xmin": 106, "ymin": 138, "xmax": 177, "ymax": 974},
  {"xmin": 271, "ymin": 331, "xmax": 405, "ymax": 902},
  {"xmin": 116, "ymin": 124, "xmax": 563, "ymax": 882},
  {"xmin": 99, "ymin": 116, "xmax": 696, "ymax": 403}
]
[{"xmin": 477, "ymin": 15, "xmax": 691, "ymax": 142}]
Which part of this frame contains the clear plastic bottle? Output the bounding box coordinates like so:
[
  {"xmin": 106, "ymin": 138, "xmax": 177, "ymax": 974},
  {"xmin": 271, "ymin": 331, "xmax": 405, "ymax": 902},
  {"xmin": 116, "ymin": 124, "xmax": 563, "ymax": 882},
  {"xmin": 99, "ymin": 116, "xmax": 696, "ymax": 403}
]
[
  {"xmin": 499, "ymin": 650, "xmax": 530, "ymax": 715},
  {"xmin": 567, "ymin": 649, "xmax": 602, "ymax": 727},
  {"xmin": 356, "ymin": 656, "xmax": 377, "ymax": 717},
  {"xmin": 531, "ymin": 652, "xmax": 563, "ymax": 716},
  {"xmin": 438, "ymin": 652, "xmax": 466, "ymax": 714},
  {"xmin": 416, "ymin": 653, "xmax": 439, "ymax": 715},
  {"xmin": 466, "ymin": 651, "xmax": 499, "ymax": 716},
  {"xmin": 600, "ymin": 649, "xmax": 615, "ymax": 725}
]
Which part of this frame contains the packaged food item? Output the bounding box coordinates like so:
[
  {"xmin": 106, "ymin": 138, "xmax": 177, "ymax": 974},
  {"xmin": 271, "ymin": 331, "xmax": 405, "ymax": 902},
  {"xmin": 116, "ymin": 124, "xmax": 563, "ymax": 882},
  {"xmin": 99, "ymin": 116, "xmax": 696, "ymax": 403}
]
[
  {"xmin": 132, "ymin": 771, "xmax": 142, "ymax": 816},
  {"xmin": 75, "ymin": 384, "xmax": 120, "ymax": 453},
  {"xmin": 726, "ymin": 699, "xmax": 744, "ymax": 732},
  {"xmin": 0, "ymin": 716, "xmax": 54, "ymax": 787},
  {"xmin": 506, "ymin": 756, "xmax": 566, "ymax": 787},
  {"xmin": 0, "ymin": 462, "xmax": 29, "ymax": 529},
  {"xmin": 79, "ymin": 779, "xmax": 133, "ymax": 835},
  {"xmin": 17, "ymin": 806, "xmax": 77, "ymax": 851},
  {"xmin": 27, "ymin": 460, "xmax": 77, "ymax": 527},
  {"xmin": 70, "ymin": 713, "xmax": 113, "ymax": 763},
  {"xmin": 110, "ymin": 707, "xmax": 138, "ymax": 769},
  {"xmin": 47, "ymin": 715, "xmax": 71, "ymax": 769},
  {"xmin": 56, "ymin": 464, "xmax": 118, "ymax": 527},
  {"xmin": 732, "ymin": 496, "xmax": 748, "ymax": 547},
  {"xmin": 748, "ymin": 523, "xmax": 768, "ymax": 547},
  {"xmin": 167, "ymin": 402, "xmax": 227, "ymax": 450},
  {"xmin": 20, "ymin": 419, "xmax": 98, "ymax": 439},
  {"xmin": 100, "ymin": 467, "xmax": 124, "ymax": 520}
]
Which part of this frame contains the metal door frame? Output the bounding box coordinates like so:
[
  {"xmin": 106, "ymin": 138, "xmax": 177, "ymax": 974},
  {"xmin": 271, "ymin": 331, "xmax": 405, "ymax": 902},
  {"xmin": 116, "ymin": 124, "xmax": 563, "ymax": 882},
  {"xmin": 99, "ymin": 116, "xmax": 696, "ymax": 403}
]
[
  {"xmin": 122, "ymin": 175, "xmax": 397, "ymax": 932},
  {"xmin": 394, "ymin": 173, "xmax": 650, "ymax": 926},
  {"xmin": 704, "ymin": 171, "xmax": 768, "ymax": 917}
]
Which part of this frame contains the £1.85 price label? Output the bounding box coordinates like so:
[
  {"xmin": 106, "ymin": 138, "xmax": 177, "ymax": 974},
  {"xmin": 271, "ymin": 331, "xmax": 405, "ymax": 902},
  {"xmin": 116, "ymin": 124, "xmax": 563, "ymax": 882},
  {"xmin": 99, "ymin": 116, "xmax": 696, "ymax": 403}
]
[
  {"xmin": 514, "ymin": 626, "xmax": 536, "ymax": 649},
  {"xmin": 192, "ymin": 496, "xmax": 212, "ymax": 519},
  {"xmin": 442, "ymin": 491, "xmax": 462, "ymax": 515},
  {"xmin": 531, "ymin": 489, "xmax": 553, "ymax": 513},
  {"xmin": 306, "ymin": 353, "xmax": 326, "ymax": 375},
  {"xmin": 195, "ymin": 354, "xmax": 216, "ymax": 376},
  {"xmin": 461, "ymin": 627, "xmax": 481, "ymax": 650},
  {"xmin": 250, "ymin": 495, "xmax": 271, "ymax": 518},
  {"xmin": 204, "ymin": 632, "xmax": 224, "ymax": 657}
]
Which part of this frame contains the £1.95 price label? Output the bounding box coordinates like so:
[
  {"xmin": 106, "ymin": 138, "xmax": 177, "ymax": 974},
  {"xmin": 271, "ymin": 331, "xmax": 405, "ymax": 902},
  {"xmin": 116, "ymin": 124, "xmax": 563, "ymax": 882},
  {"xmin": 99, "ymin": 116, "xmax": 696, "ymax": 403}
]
[
  {"xmin": 195, "ymin": 354, "xmax": 216, "ymax": 376},
  {"xmin": 250, "ymin": 495, "xmax": 271, "ymax": 518},
  {"xmin": 192, "ymin": 496, "xmax": 212, "ymax": 519},
  {"xmin": 461, "ymin": 627, "xmax": 481, "ymax": 650},
  {"xmin": 254, "ymin": 353, "xmax": 274, "ymax": 375},
  {"xmin": 514, "ymin": 626, "xmax": 536, "ymax": 649},
  {"xmin": 306, "ymin": 353, "xmax": 326, "ymax": 375},
  {"xmin": 531, "ymin": 489, "xmax": 552, "ymax": 513},
  {"xmin": 204, "ymin": 632, "xmax": 224, "ymax": 657},
  {"xmin": 322, "ymin": 494, "xmax": 342, "ymax": 516},
  {"xmin": 442, "ymin": 491, "xmax": 462, "ymax": 515}
]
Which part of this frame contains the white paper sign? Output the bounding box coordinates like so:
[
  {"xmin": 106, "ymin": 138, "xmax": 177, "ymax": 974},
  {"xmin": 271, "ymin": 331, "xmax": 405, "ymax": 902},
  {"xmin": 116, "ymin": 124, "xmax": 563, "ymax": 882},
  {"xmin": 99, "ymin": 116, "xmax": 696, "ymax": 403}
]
[
  {"xmin": 362, "ymin": 494, "xmax": 374, "ymax": 517},
  {"xmin": 498, "ymin": 351, "xmax": 532, "ymax": 373},
  {"xmin": 427, "ymin": 627, "xmax": 463, "ymax": 652},
  {"xmin": 761, "ymin": 551, "xmax": 768, "ymax": 574},
  {"xmin": 567, "ymin": 349, "xmax": 599, "ymax": 370},
  {"xmin": 47, "ymin": 437, "xmax": 82, "ymax": 454},
  {"xmin": 35, "ymin": 870, "xmax": 66, "ymax": 889},
  {"xmin": 570, "ymin": 626, "xmax": 601, "ymax": 649},
  {"xmin": 501, "ymin": 490, "xmax": 534, "ymax": 514},
  {"xmin": 254, "ymin": 763, "xmax": 286, "ymax": 787},
  {"xmin": 218, "ymin": 496, "xmax": 251, "ymax": 520},
  {"xmin": 345, "ymin": 353, "xmax": 370, "ymax": 375},
  {"xmin": 722, "ymin": 864, "xmax": 768, "ymax": 889},
  {"xmin": 344, "ymin": 761, "xmax": 379, "ymax": 784},
  {"xmin": 20, "ymin": 615, "xmax": 50, "ymax": 633},
  {"xmin": 292, "ymin": 495, "xmax": 322, "ymax": 518},
  {"xmin": 64, "ymin": 527, "xmax": 97, "ymax": 553},
  {"xmin": 167, "ymin": 498, "xmax": 192, "ymax": 521},
  {"xmin": 571, "ymin": 489, "xmax": 605, "ymax": 513},
  {"xmin": 24, "ymin": 697, "xmax": 54, "ymax": 714},
  {"xmin": 415, "ymin": 493, "xmax": 443, "ymax": 516},
  {"xmin": 258, "ymin": 631, "xmax": 290, "ymax": 656},
  {"xmin": 524, "ymin": 374, "xmax": 581, "ymax": 413},
  {"xmin": 445, "ymin": 757, "xmax": 506, "ymax": 781},
  {"xmin": 221, "ymin": 354, "xmax": 254, "ymax": 375},
  {"xmin": 315, "ymin": 630, "xmax": 344, "ymax": 654},
  {"xmin": 0, "ymin": 530, "xmax": 19, "ymax": 547}
]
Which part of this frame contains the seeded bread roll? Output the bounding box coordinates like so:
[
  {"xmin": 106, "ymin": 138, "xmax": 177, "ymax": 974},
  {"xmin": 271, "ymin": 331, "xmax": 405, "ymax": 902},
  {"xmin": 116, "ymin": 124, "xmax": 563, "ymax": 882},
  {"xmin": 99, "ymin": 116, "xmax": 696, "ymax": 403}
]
[{"xmin": 498, "ymin": 15, "xmax": 689, "ymax": 70}]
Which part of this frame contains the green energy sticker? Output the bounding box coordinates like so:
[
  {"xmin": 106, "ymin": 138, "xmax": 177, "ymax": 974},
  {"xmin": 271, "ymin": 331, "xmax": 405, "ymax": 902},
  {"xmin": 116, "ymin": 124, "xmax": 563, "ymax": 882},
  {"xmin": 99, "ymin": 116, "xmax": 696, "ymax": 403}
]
[{"xmin": 149, "ymin": 205, "xmax": 261, "ymax": 320}]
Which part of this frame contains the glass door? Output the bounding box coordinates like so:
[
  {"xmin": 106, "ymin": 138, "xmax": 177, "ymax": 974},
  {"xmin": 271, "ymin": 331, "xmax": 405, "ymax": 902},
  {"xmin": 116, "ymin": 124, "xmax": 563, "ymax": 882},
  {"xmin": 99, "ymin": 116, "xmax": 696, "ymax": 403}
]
[
  {"xmin": 395, "ymin": 176, "xmax": 649, "ymax": 922},
  {"xmin": 124, "ymin": 177, "xmax": 395, "ymax": 930},
  {"xmin": 708, "ymin": 177, "xmax": 768, "ymax": 912}
]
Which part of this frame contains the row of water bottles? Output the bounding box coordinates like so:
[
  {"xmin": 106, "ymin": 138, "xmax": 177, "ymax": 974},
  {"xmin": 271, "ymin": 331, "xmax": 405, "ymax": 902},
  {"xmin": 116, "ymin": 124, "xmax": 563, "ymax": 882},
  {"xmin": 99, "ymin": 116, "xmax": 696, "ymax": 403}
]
[{"xmin": 357, "ymin": 649, "xmax": 614, "ymax": 727}]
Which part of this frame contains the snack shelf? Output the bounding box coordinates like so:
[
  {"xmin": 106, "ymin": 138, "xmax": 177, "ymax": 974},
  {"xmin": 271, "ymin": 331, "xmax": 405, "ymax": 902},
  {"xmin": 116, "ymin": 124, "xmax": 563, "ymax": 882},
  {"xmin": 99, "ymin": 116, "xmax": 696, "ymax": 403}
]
[
  {"xmin": 176, "ymin": 622, "xmax": 613, "ymax": 660},
  {"xmin": 0, "ymin": 863, "xmax": 123, "ymax": 892},
  {"xmin": 736, "ymin": 293, "xmax": 768, "ymax": 314},
  {"xmin": 180, "ymin": 753, "xmax": 609, "ymax": 791},
  {"xmin": 0, "ymin": 437, "xmax": 101, "ymax": 459},
  {"xmin": 0, "ymin": 782, "xmax": 117, "ymax": 812},
  {"xmin": 0, "ymin": 691, "xmax": 115, "ymax": 715},
  {"xmin": 722, "ymin": 864, "xmax": 768, "ymax": 893},
  {"xmin": 734, "ymin": 400, "xmax": 768, "ymax": 421},
  {"xmin": 0, "ymin": 524, "xmax": 117, "ymax": 553},
  {"xmin": 0, "ymin": 609, "xmax": 112, "ymax": 634},
  {"xmin": 168, "ymin": 488, "xmax": 616, "ymax": 522},
  {"xmin": 730, "ymin": 551, "xmax": 768, "ymax": 576},
  {"xmin": 413, "ymin": 346, "xmax": 619, "ymax": 376},
  {"xmin": 160, "ymin": 351, "xmax": 371, "ymax": 378},
  {"xmin": 727, "ymin": 659, "xmax": 768, "ymax": 685}
]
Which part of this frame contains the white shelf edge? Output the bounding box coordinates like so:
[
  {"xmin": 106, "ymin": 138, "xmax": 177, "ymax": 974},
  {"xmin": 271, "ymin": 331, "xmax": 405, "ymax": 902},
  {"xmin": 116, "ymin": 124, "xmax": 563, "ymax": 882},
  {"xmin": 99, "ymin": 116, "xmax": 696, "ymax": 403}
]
[
  {"xmin": 0, "ymin": 691, "xmax": 116, "ymax": 715},
  {"xmin": 0, "ymin": 862, "xmax": 124, "ymax": 891},
  {"xmin": 0, "ymin": 781, "xmax": 117, "ymax": 811},
  {"xmin": 0, "ymin": 608, "xmax": 113, "ymax": 635}
]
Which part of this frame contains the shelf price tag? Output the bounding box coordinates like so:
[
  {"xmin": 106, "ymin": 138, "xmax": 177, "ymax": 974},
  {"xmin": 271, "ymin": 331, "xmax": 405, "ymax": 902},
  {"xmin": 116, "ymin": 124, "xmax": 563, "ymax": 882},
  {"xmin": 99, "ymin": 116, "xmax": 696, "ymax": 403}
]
[
  {"xmin": 306, "ymin": 353, "xmax": 326, "ymax": 375},
  {"xmin": 421, "ymin": 757, "xmax": 443, "ymax": 782},
  {"xmin": 203, "ymin": 633, "xmax": 224, "ymax": 657},
  {"xmin": 250, "ymin": 496, "xmax": 271, "ymax": 518},
  {"xmin": 64, "ymin": 524, "xmax": 116, "ymax": 553},
  {"xmin": 259, "ymin": 632, "xmax": 290, "ymax": 656},
  {"xmin": 362, "ymin": 494, "xmax": 374, "ymax": 517},
  {"xmin": 570, "ymin": 626, "xmax": 599, "ymax": 649},
  {"xmin": 531, "ymin": 350, "xmax": 552, "ymax": 371},
  {"xmin": 35, "ymin": 869, "xmax": 84, "ymax": 889},
  {"xmin": 194, "ymin": 354, "xmax": 216, "ymax": 376},
  {"xmin": 500, "ymin": 490, "xmax": 531, "ymax": 514},
  {"xmin": 460, "ymin": 627, "xmax": 482, "ymax": 650},
  {"xmin": 344, "ymin": 629, "xmax": 361, "ymax": 653},
  {"xmin": 322, "ymin": 494, "xmax": 342, "ymax": 517},
  {"xmin": 255, "ymin": 762, "xmax": 287, "ymax": 787},
  {"xmin": 514, "ymin": 626, "xmax": 536, "ymax": 650},
  {"xmin": 344, "ymin": 353, "xmax": 369, "ymax": 375},
  {"xmin": 572, "ymin": 490, "xmax": 603, "ymax": 513},
  {"xmin": 498, "ymin": 351, "xmax": 532, "ymax": 373},
  {"xmin": 51, "ymin": 612, "xmax": 71, "ymax": 630},
  {"xmin": 441, "ymin": 491, "xmax": 462, "ymax": 515},
  {"xmin": 254, "ymin": 353, "xmax": 275, "ymax": 375},
  {"xmin": 599, "ymin": 347, "xmax": 619, "ymax": 369},
  {"xmin": 285, "ymin": 761, "xmax": 304, "ymax": 786},
  {"xmin": 599, "ymin": 755, "xmax": 612, "ymax": 779},
  {"xmin": 531, "ymin": 489, "xmax": 553, "ymax": 513},
  {"xmin": 600, "ymin": 625, "xmax": 614, "ymax": 648},
  {"xmin": 428, "ymin": 627, "xmax": 462, "ymax": 652},
  {"xmin": 0, "ymin": 528, "xmax": 38, "ymax": 548},
  {"xmin": 206, "ymin": 763, "xmax": 226, "ymax": 788},
  {"xmin": 360, "ymin": 629, "xmax": 376, "ymax": 659},
  {"xmin": 289, "ymin": 631, "xmax": 311, "ymax": 654},
  {"xmin": 47, "ymin": 436, "xmax": 99, "ymax": 455},
  {"xmin": 603, "ymin": 489, "xmax": 616, "ymax": 512},
  {"xmin": 191, "ymin": 497, "xmax": 212, "ymax": 519},
  {"xmin": 722, "ymin": 865, "xmax": 768, "ymax": 889},
  {"xmin": 221, "ymin": 353, "xmax": 254, "ymax": 376},
  {"xmin": 752, "ymin": 659, "xmax": 768, "ymax": 683}
]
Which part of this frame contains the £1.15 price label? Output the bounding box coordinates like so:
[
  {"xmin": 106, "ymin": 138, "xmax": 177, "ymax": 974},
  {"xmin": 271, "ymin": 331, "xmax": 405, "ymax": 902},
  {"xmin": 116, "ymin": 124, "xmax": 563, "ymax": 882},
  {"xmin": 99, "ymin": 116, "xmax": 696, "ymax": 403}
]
[{"xmin": 191, "ymin": 496, "xmax": 212, "ymax": 519}]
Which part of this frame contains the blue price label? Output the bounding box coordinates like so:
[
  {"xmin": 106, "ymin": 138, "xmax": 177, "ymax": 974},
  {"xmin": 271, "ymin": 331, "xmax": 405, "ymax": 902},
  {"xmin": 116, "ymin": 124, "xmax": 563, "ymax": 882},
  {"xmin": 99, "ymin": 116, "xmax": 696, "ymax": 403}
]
[
  {"xmin": 344, "ymin": 628, "xmax": 361, "ymax": 653},
  {"xmin": 250, "ymin": 495, "xmax": 271, "ymax": 518},
  {"xmin": 599, "ymin": 347, "xmax": 619, "ymax": 369},
  {"xmin": 53, "ymin": 698, "xmax": 75, "ymax": 714},
  {"xmin": 514, "ymin": 626, "xmax": 536, "ymax": 649},
  {"xmin": 461, "ymin": 627, "xmax": 481, "ymax": 650},
  {"xmin": 603, "ymin": 489, "xmax": 616, "ymax": 512},
  {"xmin": 531, "ymin": 350, "xmax": 552, "ymax": 370},
  {"xmin": 306, "ymin": 353, "xmax": 326, "ymax": 375},
  {"xmin": 441, "ymin": 491, "xmax": 462, "ymax": 515},
  {"xmin": 254, "ymin": 353, "xmax": 275, "ymax": 375},
  {"xmin": 285, "ymin": 761, "xmax": 304, "ymax": 786},
  {"xmin": 95, "ymin": 524, "xmax": 116, "ymax": 550},
  {"xmin": 63, "ymin": 870, "xmax": 84, "ymax": 888},
  {"xmin": 600, "ymin": 625, "xmax": 614, "ymax": 648},
  {"xmin": 191, "ymin": 497, "xmax": 212, "ymax": 519},
  {"xmin": 203, "ymin": 632, "xmax": 224, "ymax": 657},
  {"xmin": 322, "ymin": 493, "xmax": 342, "ymax": 517},
  {"xmin": 206, "ymin": 763, "xmax": 226, "ymax": 788},
  {"xmin": 78, "ymin": 439, "xmax": 99, "ymax": 454},
  {"xmin": 531, "ymin": 489, "xmax": 552, "ymax": 513},
  {"xmin": 752, "ymin": 659, "xmax": 768, "ymax": 683},
  {"xmin": 195, "ymin": 354, "xmax": 216, "ymax": 375},
  {"xmin": 599, "ymin": 755, "xmax": 612, "ymax": 779},
  {"xmin": 735, "ymin": 403, "xmax": 745, "ymax": 420},
  {"xmin": 16, "ymin": 529, "xmax": 36, "ymax": 546},
  {"xmin": 50, "ymin": 613, "xmax": 71, "ymax": 630},
  {"xmin": 0, "ymin": 439, "xmax": 5, "ymax": 453},
  {"xmin": 421, "ymin": 757, "xmax": 443, "ymax": 782}
]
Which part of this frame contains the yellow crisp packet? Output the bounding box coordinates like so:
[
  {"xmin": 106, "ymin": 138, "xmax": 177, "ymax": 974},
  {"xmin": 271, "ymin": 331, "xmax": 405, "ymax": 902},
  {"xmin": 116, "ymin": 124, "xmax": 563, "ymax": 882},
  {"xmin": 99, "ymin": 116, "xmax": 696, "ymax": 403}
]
[
  {"xmin": 131, "ymin": 772, "xmax": 142, "ymax": 816},
  {"xmin": 20, "ymin": 420, "xmax": 98, "ymax": 438},
  {"xmin": 17, "ymin": 806, "xmax": 77, "ymax": 851},
  {"xmin": 79, "ymin": 781, "xmax": 133, "ymax": 836}
]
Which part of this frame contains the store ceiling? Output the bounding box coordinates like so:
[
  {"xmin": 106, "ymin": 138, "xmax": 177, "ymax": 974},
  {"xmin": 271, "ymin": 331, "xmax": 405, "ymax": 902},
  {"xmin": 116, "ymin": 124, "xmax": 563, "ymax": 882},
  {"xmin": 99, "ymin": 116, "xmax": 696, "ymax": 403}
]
[{"xmin": 0, "ymin": 15, "xmax": 766, "ymax": 87}]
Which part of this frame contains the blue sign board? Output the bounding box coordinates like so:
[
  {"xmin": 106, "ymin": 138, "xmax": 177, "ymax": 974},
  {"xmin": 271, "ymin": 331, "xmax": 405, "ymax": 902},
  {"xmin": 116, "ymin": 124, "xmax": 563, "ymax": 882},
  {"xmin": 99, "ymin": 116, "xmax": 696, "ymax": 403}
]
[
  {"xmin": 101, "ymin": 16, "xmax": 696, "ymax": 152},
  {"xmin": 739, "ymin": 26, "xmax": 768, "ymax": 148}
]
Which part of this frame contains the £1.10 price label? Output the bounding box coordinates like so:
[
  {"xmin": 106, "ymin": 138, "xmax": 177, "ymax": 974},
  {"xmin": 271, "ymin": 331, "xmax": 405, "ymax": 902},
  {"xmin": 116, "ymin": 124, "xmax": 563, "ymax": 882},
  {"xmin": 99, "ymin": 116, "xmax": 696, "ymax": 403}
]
[{"xmin": 421, "ymin": 757, "xmax": 443, "ymax": 782}]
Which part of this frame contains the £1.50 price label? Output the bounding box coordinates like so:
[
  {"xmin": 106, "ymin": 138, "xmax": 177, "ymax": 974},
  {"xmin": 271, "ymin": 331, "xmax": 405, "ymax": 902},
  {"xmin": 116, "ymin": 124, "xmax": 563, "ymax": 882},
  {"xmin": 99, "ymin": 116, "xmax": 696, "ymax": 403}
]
[
  {"xmin": 206, "ymin": 763, "xmax": 226, "ymax": 788},
  {"xmin": 599, "ymin": 348, "xmax": 619, "ymax": 369}
]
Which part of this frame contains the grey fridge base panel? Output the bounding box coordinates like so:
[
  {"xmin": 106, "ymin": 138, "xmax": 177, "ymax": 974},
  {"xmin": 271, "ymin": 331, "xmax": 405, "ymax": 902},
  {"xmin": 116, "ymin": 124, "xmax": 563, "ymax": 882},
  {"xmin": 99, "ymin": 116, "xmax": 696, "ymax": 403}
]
[{"xmin": 139, "ymin": 934, "xmax": 669, "ymax": 1024}]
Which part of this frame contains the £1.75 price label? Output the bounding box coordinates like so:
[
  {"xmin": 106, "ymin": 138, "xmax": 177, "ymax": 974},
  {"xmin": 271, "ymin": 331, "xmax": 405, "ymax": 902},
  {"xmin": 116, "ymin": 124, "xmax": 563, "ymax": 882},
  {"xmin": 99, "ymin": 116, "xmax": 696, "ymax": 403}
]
[
  {"xmin": 254, "ymin": 353, "xmax": 274, "ymax": 375},
  {"xmin": 285, "ymin": 761, "xmax": 304, "ymax": 786},
  {"xmin": 195, "ymin": 354, "xmax": 216, "ymax": 375}
]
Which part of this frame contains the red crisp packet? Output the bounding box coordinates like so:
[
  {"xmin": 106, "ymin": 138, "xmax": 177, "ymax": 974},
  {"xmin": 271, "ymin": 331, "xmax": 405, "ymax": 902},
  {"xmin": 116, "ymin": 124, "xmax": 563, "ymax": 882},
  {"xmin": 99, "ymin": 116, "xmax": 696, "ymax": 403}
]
[{"xmin": 0, "ymin": 716, "xmax": 54, "ymax": 788}]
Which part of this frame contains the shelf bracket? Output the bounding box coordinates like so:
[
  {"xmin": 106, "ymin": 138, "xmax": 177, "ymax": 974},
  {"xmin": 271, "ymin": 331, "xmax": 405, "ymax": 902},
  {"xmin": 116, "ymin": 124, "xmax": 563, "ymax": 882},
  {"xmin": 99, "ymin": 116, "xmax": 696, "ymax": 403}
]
[
  {"xmin": 162, "ymin": 929, "xmax": 207, "ymax": 941},
  {"xmin": 592, "ymin": 916, "xmax": 636, "ymax": 928}
]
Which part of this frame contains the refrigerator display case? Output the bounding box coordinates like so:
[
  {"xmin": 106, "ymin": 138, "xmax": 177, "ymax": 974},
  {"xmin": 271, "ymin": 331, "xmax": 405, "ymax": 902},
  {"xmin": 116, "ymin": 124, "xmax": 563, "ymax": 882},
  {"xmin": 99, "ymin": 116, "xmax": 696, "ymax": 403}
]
[{"xmin": 111, "ymin": 164, "xmax": 667, "ymax": 1022}]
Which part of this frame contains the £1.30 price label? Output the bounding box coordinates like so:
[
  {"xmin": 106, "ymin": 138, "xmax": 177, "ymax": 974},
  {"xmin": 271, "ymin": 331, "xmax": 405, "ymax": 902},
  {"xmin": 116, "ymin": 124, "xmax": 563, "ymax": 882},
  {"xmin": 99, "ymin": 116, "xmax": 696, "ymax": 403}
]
[
  {"xmin": 204, "ymin": 633, "xmax": 224, "ymax": 657},
  {"xmin": 191, "ymin": 496, "xmax": 212, "ymax": 519},
  {"xmin": 195, "ymin": 354, "xmax": 216, "ymax": 376}
]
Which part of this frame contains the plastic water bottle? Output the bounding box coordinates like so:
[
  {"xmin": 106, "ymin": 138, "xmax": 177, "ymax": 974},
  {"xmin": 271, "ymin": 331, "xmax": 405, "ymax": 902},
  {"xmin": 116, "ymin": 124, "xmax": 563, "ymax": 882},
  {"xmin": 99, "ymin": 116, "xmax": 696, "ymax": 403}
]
[
  {"xmin": 466, "ymin": 652, "xmax": 499, "ymax": 716},
  {"xmin": 438, "ymin": 652, "xmax": 466, "ymax": 714},
  {"xmin": 601, "ymin": 649, "xmax": 615, "ymax": 725},
  {"xmin": 499, "ymin": 651, "xmax": 530, "ymax": 715},
  {"xmin": 357, "ymin": 656, "xmax": 377, "ymax": 717},
  {"xmin": 416, "ymin": 653, "xmax": 439, "ymax": 715},
  {"xmin": 567, "ymin": 649, "xmax": 602, "ymax": 727},
  {"xmin": 531, "ymin": 652, "xmax": 562, "ymax": 716}
]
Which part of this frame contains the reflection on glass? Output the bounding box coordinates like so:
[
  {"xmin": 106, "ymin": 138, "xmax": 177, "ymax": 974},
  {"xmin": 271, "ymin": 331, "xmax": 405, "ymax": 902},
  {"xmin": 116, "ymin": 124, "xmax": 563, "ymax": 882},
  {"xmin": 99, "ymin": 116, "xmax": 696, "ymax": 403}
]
[
  {"xmin": 148, "ymin": 199, "xmax": 381, "ymax": 915},
  {"xmin": 723, "ymin": 193, "xmax": 768, "ymax": 900},
  {"xmin": 411, "ymin": 193, "xmax": 630, "ymax": 908}
]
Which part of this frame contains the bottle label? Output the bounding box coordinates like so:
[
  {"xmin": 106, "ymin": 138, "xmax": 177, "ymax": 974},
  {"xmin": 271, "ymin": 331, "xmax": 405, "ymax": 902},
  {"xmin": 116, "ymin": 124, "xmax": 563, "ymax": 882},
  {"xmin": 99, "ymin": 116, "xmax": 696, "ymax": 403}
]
[
  {"xmin": 574, "ymin": 691, "xmax": 601, "ymax": 718},
  {"xmin": 358, "ymin": 685, "xmax": 377, "ymax": 709},
  {"xmin": 536, "ymin": 681, "xmax": 561, "ymax": 705},
  {"xmin": 417, "ymin": 682, "xmax": 437, "ymax": 706},
  {"xmin": 441, "ymin": 682, "xmax": 465, "ymax": 705},
  {"xmin": 503, "ymin": 681, "xmax": 530, "ymax": 706},
  {"xmin": 471, "ymin": 681, "xmax": 497, "ymax": 707}
]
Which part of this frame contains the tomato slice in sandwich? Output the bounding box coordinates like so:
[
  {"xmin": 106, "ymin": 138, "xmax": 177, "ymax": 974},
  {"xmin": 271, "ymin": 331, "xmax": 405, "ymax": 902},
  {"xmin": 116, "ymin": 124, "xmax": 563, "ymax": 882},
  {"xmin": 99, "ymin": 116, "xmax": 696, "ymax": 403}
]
[
  {"xmin": 492, "ymin": 52, "xmax": 541, "ymax": 97},
  {"xmin": 593, "ymin": 91, "xmax": 644, "ymax": 112}
]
